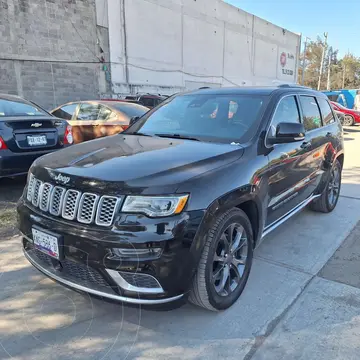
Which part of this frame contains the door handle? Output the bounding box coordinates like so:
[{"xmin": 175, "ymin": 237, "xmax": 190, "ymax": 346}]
[
  {"xmin": 326, "ymin": 132, "xmax": 332, "ymax": 137},
  {"xmin": 300, "ymin": 141, "xmax": 311, "ymax": 149}
]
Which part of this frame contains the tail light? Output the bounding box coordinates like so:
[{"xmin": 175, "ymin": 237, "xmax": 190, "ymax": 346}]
[
  {"xmin": 121, "ymin": 125, "xmax": 129, "ymax": 131},
  {"xmin": 0, "ymin": 136, "xmax": 8, "ymax": 150},
  {"xmin": 64, "ymin": 125, "xmax": 73, "ymax": 145}
]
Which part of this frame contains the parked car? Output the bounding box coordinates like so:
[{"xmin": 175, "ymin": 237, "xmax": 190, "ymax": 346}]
[
  {"xmin": 125, "ymin": 94, "xmax": 167, "ymax": 109},
  {"xmin": 330, "ymin": 101, "xmax": 360, "ymax": 126},
  {"xmin": 334, "ymin": 110, "xmax": 345, "ymax": 125},
  {"xmin": 0, "ymin": 94, "xmax": 73, "ymax": 178},
  {"xmin": 18, "ymin": 85, "xmax": 344, "ymax": 311},
  {"xmin": 50, "ymin": 100, "xmax": 148, "ymax": 143}
]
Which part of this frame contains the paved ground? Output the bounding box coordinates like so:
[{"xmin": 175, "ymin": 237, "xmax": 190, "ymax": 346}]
[{"xmin": 1, "ymin": 127, "xmax": 360, "ymax": 359}]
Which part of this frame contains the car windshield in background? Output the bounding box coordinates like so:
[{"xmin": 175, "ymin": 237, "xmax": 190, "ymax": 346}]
[
  {"xmin": 130, "ymin": 94, "xmax": 267, "ymax": 143},
  {"xmin": 0, "ymin": 99, "xmax": 46, "ymax": 117},
  {"xmin": 112, "ymin": 103, "xmax": 148, "ymax": 118}
]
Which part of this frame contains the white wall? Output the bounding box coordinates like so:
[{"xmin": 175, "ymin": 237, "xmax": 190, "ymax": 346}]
[{"xmin": 102, "ymin": 0, "xmax": 301, "ymax": 95}]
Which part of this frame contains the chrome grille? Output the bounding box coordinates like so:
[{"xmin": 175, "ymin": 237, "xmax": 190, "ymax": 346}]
[
  {"xmin": 39, "ymin": 183, "xmax": 53, "ymax": 211},
  {"xmin": 27, "ymin": 174, "xmax": 35, "ymax": 201},
  {"xmin": 32, "ymin": 179, "xmax": 42, "ymax": 207},
  {"xmin": 26, "ymin": 175, "xmax": 120, "ymax": 227},
  {"xmin": 62, "ymin": 190, "xmax": 81, "ymax": 220},
  {"xmin": 50, "ymin": 186, "xmax": 66, "ymax": 216},
  {"xmin": 96, "ymin": 196, "xmax": 119, "ymax": 226},
  {"xmin": 77, "ymin": 193, "xmax": 99, "ymax": 224}
]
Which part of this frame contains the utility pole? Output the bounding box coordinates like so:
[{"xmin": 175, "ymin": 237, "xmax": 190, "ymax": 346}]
[
  {"xmin": 326, "ymin": 51, "xmax": 332, "ymax": 90},
  {"xmin": 301, "ymin": 37, "xmax": 310, "ymax": 85},
  {"xmin": 317, "ymin": 32, "xmax": 328, "ymax": 91},
  {"xmin": 342, "ymin": 64, "xmax": 346, "ymax": 88}
]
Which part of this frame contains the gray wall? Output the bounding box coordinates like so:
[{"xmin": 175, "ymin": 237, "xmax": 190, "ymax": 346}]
[{"xmin": 0, "ymin": 0, "xmax": 100, "ymax": 110}]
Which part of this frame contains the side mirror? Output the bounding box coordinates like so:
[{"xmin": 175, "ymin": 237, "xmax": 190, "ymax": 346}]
[
  {"xmin": 268, "ymin": 122, "xmax": 305, "ymax": 144},
  {"xmin": 129, "ymin": 116, "xmax": 140, "ymax": 126}
]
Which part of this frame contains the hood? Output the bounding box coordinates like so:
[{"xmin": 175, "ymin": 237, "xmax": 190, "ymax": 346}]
[{"xmin": 33, "ymin": 135, "xmax": 244, "ymax": 194}]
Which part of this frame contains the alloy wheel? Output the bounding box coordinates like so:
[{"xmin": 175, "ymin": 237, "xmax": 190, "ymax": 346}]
[
  {"xmin": 328, "ymin": 165, "xmax": 341, "ymax": 207},
  {"xmin": 343, "ymin": 115, "xmax": 354, "ymax": 126},
  {"xmin": 212, "ymin": 223, "xmax": 249, "ymax": 297}
]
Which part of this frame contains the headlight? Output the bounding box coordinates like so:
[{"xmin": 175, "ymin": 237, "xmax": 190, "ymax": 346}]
[{"xmin": 122, "ymin": 195, "xmax": 189, "ymax": 217}]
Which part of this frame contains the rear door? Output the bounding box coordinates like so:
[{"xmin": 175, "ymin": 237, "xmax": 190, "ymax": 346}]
[
  {"xmin": 92, "ymin": 105, "xmax": 125, "ymax": 139},
  {"xmin": 298, "ymin": 95, "xmax": 331, "ymax": 195},
  {"xmin": 72, "ymin": 102, "xmax": 101, "ymax": 143},
  {"xmin": 266, "ymin": 95, "xmax": 316, "ymax": 226}
]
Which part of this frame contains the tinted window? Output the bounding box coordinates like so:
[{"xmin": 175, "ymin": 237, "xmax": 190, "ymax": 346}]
[
  {"xmin": 269, "ymin": 96, "xmax": 300, "ymax": 137},
  {"xmin": 300, "ymin": 96, "xmax": 322, "ymax": 131},
  {"xmin": 317, "ymin": 98, "xmax": 335, "ymax": 125},
  {"xmin": 141, "ymin": 98, "xmax": 155, "ymax": 107},
  {"xmin": 112, "ymin": 103, "xmax": 148, "ymax": 118},
  {"xmin": 77, "ymin": 103, "xmax": 100, "ymax": 120},
  {"xmin": 98, "ymin": 105, "xmax": 113, "ymax": 120},
  {"xmin": 129, "ymin": 94, "xmax": 267, "ymax": 143},
  {"xmin": 52, "ymin": 104, "xmax": 77, "ymax": 120},
  {"xmin": 0, "ymin": 98, "xmax": 46, "ymax": 117}
]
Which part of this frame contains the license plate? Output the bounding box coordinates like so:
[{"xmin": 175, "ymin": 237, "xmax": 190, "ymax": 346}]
[
  {"xmin": 32, "ymin": 228, "xmax": 60, "ymax": 259},
  {"xmin": 27, "ymin": 135, "xmax": 47, "ymax": 146}
]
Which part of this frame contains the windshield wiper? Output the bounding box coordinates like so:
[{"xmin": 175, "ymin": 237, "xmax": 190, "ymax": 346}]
[
  {"xmin": 155, "ymin": 133, "xmax": 200, "ymax": 141},
  {"xmin": 123, "ymin": 132, "xmax": 153, "ymax": 137}
]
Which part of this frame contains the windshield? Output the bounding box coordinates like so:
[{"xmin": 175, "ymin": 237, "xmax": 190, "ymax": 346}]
[
  {"xmin": 128, "ymin": 94, "xmax": 267, "ymax": 143},
  {"xmin": 0, "ymin": 98, "xmax": 47, "ymax": 117}
]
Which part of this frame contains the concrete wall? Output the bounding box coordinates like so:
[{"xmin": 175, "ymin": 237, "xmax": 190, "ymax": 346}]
[
  {"xmin": 104, "ymin": 0, "xmax": 301, "ymax": 96},
  {"xmin": 0, "ymin": 0, "xmax": 100, "ymax": 109}
]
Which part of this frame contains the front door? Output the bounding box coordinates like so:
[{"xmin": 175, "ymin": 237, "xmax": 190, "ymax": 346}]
[{"xmin": 265, "ymin": 95, "xmax": 317, "ymax": 227}]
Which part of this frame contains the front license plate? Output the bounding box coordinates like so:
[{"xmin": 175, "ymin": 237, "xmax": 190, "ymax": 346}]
[
  {"xmin": 32, "ymin": 228, "xmax": 60, "ymax": 259},
  {"xmin": 27, "ymin": 135, "xmax": 47, "ymax": 146}
]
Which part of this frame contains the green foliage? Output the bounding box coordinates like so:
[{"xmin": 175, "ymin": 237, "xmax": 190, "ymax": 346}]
[{"xmin": 298, "ymin": 37, "xmax": 360, "ymax": 90}]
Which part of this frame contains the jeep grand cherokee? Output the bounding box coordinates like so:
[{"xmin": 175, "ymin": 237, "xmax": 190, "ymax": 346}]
[{"xmin": 18, "ymin": 86, "xmax": 344, "ymax": 311}]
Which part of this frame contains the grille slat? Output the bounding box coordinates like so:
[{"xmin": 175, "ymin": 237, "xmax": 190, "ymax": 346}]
[
  {"xmin": 26, "ymin": 175, "xmax": 120, "ymax": 227},
  {"xmin": 50, "ymin": 186, "xmax": 66, "ymax": 216},
  {"xmin": 96, "ymin": 196, "xmax": 119, "ymax": 227},
  {"xmin": 39, "ymin": 183, "xmax": 53, "ymax": 211},
  {"xmin": 77, "ymin": 193, "xmax": 99, "ymax": 224},
  {"xmin": 62, "ymin": 190, "xmax": 81, "ymax": 220}
]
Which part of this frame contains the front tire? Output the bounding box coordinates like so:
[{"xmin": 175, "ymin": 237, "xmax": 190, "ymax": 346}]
[
  {"xmin": 310, "ymin": 159, "xmax": 342, "ymax": 213},
  {"xmin": 189, "ymin": 208, "xmax": 254, "ymax": 311}
]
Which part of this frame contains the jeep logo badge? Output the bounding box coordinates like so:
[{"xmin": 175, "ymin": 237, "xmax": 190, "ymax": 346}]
[{"xmin": 54, "ymin": 173, "xmax": 70, "ymax": 185}]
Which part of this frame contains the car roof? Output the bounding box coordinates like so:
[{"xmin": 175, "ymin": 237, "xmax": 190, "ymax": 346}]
[
  {"xmin": 183, "ymin": 86, "xmax": 326, "ymax": 98},
  {"xmin": 0, "ymin": 93, "xmax": 26, "ymax": 101}
]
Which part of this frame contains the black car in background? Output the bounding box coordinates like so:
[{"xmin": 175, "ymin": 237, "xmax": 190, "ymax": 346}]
[
  {"xmin": 18, "ymin": 86, "xmax": 344, "ymax": 311},
  {"xmin": 50, "ymin": 100, "xmax": 148, "ymax": 144},
  {"xmin": 0, "ymin": 94, "xmax": 73, "ymax": 178},
  {"xmin": 125, "ymin": 94, "xmax": 167, "ymax": 109}
]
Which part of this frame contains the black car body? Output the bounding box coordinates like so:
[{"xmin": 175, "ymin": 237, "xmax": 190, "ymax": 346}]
[
  {"xmin": 18, "ymin": 86, "xmax": 344, "ymax": 310},
  {"xmin": 0, "ymin": 94, "xmax": 72, "ymax": 178},
  {"xmin": 125, "ymin": 94, "xmax": 167, "ymax": 109}
]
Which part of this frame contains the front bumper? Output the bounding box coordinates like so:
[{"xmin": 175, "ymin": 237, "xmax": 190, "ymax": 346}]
[{"xmin": 18, "ymin": 198, "xmax": 205, "ymax": 305}]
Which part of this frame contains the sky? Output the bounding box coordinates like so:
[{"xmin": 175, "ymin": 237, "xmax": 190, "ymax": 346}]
[{"xmin": 225, "ymin": 0, "xmax": 360, "ymax": 58}]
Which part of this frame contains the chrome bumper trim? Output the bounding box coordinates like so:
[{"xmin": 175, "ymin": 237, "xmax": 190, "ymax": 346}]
[{"xmin": 23, "ymin": 249, "xmax": 184, "ymax": 305}]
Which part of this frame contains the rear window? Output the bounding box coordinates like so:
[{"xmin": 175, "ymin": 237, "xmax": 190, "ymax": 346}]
[
  {"xmin": 0, "ymin": 98, "xmax": 46, "ymax": 117},
  {"xmin": 112, "ymin": 103, "xmax": 148, "ymax": 118}
]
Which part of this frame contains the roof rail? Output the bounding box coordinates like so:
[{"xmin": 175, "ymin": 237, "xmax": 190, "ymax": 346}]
[{"xmin": 278, "ymin": 84, "xmax": 312, "ymax": 89}]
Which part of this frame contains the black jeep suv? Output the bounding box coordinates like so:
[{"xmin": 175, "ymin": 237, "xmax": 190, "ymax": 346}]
[{"xmin": 18, "ymin": 86, "xmax": 344, "ymax": 311}]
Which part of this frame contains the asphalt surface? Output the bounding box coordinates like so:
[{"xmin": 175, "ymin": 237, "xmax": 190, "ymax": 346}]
[{"xmin": 1, "ymin": 126, "xmax": 360, "ymax": 359}]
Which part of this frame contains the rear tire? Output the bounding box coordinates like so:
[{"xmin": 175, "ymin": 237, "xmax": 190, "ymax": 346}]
[
  {"xmin": 343, "ymin": 114, "xmax": 355, "ymax": 126},
  {"xmin": 189, "ymin": 208, "xmax": 254, "ymax": 311},
  {"xmin": 310, "ymin": 159, "xmax": 342, "ymax": 213}
]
